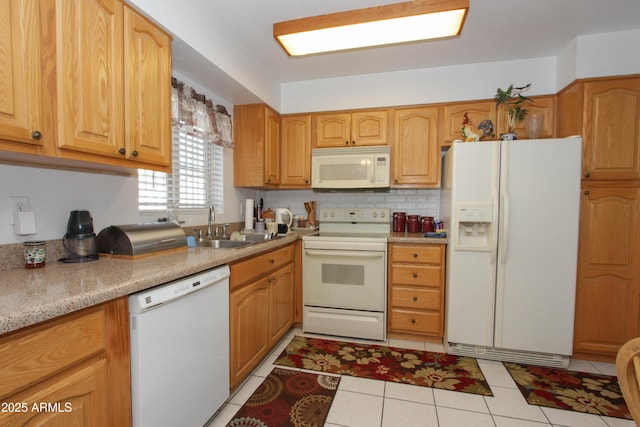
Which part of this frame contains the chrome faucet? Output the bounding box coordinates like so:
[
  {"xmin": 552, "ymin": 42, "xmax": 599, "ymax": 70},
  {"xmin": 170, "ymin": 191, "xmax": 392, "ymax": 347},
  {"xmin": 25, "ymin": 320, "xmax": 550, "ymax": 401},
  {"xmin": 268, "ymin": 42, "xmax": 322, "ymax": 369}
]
[{"xmin": 206, "ymin": 206, "xmax": 215, "ymax": 239}]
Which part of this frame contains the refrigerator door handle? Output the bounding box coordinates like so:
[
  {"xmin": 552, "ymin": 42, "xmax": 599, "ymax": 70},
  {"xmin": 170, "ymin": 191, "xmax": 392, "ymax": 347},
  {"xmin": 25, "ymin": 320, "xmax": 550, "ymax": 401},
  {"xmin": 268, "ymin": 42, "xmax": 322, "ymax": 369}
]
[
  {"xmin": 500, "ymin": 189, "xmax": 510, "ymax": 265},
  {"xmin": 490, "ymin": 189, "xmax": 499, "ymax": 264}
]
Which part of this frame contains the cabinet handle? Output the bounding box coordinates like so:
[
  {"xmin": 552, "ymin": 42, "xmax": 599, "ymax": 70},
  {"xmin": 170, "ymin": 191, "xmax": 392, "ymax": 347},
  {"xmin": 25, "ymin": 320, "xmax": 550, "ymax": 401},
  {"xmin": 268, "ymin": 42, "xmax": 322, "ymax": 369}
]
[
  {"xmin": 584, "ymin": 171, "xmax": 590, "ymax": 178},
  {"xmin": 351, "ymin": 140, "xmax": 356, "ymax": 145},
  {"xmin": 413, "ymin": 296, "xmax": 418, "ymax": 302},
  {"xmin": 584, "ymin": 190, "xmax": 590, "ymax": 195},
  {"xmin": 131, "ymin": 150, "xmax": 139, "ymax": 157},
  {"xmin": 412, "ymin": 273, "xmax": 418, "ymax": 278},
  {"xmin": 413, "ymin": 253, "xmax": 418, "ymax": 258},
  {"xmin": 118, "ymin": 148, "xmax": 126, "ymax": 155},
  {"xmin": 270, "ymin": 258, "xmax": 275, "ymax": 264},
  {"xmin": 31, "ymin": 130, "xmax": 42, "ymax": 140},
  {"xmin": 305, "ymin": 180, "xmax": 309, "ymax": 184},
  {"xmin": 345, "ymin": 140, "xmax": 349, "ymax": 145},
  {"xmin": 267, "ymin": 276, "xmax": 275, "ymax": 283},
  {"xmin": 411, "ymin": 319, "xmax": 416, "ymax": 324}
]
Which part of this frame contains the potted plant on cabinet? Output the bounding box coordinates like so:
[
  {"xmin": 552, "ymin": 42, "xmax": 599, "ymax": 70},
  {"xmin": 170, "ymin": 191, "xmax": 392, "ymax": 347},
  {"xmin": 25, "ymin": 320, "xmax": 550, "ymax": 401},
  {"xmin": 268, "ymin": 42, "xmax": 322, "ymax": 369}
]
[{"xmin": 494, "ymin": 83, "xmax": 531, "ymax": 140}]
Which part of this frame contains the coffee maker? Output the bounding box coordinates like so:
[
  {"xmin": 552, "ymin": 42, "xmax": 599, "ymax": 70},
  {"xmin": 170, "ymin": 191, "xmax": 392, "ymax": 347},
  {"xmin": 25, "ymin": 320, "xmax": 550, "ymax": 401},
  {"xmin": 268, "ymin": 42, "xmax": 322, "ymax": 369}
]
[{"xmin": 61, "ymin": 210, "xmax": 99, "ymax": 263}]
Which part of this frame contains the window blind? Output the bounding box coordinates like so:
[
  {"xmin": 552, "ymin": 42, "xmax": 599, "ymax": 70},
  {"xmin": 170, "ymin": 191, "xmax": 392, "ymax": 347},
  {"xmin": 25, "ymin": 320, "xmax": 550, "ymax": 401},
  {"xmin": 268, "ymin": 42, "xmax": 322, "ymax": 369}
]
[{"xmin": 138, "ymin": 128, "xmax": 224, "ymax": 213}]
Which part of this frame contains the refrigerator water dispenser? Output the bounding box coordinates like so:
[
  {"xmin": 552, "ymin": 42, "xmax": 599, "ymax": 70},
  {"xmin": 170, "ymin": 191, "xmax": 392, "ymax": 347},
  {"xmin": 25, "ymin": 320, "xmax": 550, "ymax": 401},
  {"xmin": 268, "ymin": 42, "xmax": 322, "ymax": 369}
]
[{"xmin": 455, "ymin": 203, "xmax": 492, "ymax": 251}]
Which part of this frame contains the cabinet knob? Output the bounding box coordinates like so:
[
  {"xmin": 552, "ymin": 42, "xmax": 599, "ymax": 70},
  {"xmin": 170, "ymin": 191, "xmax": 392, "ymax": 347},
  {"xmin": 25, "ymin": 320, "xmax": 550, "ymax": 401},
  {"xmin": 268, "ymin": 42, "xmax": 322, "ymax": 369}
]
[
  {"xmin": 31, "ymin": 130, "xmax": 42, "ymax": 140},
  {"xmin": 345, "ymin": 140, "xmax": 349, "ymax": 145},
  {"xmin": 584, "ymin": 190, "xmax": 590, "ymax": 195},
  {"xmin": 305, "ymin": 180, "xmax": 309, "ymax": 184},
  {"xmin": 270, "ymin": 258, "xmax": 275, "ymax": 264},
  {"xmin": 584, "ymin": 171, "xmax": 590, "ymax": 178},
  {"xmin": 413, "ymin": 296, "xmax": 418, "ymax": 302},
  {"xmin": 413, "ymin": 273, "xmax": 418, "ymax": 278},
  {"xmin": 413, "ymin": 253, "xmax": 418, "ymax": 258},
  {"xmin": 131, "ymin": 150, "xmax": 139, "ymax": 157},
  {"xmin": 411, "ymin": 319, "xmax": 416, "ymax": 324},
  {"xmin": 118, "ymin": 148, "xmax": 126, "ymax": 155},
  {"xmin": 351, "ymin": 140, "xmax": 356, "ymax": 145}
]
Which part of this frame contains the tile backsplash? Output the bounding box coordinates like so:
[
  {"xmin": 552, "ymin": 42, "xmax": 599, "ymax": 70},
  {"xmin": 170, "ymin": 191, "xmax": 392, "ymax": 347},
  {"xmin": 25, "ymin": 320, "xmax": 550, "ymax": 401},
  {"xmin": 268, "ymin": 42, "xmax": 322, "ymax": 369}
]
[{"xmin": 263, "ymin": 188, "xmax": 440, "ymax": 219}]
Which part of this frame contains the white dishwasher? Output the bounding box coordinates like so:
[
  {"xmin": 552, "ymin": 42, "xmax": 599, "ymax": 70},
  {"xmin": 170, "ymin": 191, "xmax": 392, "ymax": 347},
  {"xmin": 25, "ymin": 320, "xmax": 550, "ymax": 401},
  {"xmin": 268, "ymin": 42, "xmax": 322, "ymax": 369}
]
[{"xmin": 129, "ymin": 265, "xmax": 230, "ymax": 427}]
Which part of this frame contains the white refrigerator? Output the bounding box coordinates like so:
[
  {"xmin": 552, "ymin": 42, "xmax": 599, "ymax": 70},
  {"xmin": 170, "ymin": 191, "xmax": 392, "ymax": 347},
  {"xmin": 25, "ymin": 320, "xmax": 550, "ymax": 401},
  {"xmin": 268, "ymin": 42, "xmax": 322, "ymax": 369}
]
[{"xmin": 441, "ymin": 138, "xmax": 582, "ymax": 368}]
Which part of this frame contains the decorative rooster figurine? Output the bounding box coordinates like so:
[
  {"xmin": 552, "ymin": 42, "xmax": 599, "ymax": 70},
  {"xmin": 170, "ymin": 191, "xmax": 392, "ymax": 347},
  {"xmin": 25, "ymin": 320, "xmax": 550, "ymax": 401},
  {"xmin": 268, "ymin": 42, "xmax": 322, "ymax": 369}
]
[{"xmin": 461, "ymin": 112, "xmax": 482, "ymax": 142}]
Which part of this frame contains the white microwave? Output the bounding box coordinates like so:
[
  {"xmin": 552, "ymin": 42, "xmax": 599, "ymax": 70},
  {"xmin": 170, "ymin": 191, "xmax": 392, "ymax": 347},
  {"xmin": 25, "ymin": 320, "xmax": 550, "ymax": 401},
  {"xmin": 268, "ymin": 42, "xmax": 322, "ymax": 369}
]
[{"xmin": 311, "ymin": 146, "xmax": 390, "ymax": 191}]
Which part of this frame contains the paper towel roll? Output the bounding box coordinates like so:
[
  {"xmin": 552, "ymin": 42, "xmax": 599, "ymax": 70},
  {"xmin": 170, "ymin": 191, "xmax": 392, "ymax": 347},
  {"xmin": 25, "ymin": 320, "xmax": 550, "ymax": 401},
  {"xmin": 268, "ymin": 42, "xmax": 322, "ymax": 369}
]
[{"xmin": 245, "ymin": 199, "xmax": 254, "ymax": 230}]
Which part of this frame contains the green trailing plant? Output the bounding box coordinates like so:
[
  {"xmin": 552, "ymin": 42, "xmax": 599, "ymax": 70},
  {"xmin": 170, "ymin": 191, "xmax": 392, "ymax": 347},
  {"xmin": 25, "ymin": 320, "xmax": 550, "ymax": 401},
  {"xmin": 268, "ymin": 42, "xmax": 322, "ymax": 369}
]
[{"xmin": 494, "ymin": 83, "xmax": 532, "ymax": 133}]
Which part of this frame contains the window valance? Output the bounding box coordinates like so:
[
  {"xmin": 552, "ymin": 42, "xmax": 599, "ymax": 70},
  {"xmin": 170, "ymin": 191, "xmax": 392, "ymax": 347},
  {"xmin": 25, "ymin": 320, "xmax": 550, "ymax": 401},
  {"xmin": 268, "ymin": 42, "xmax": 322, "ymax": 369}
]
[{"xmin": 171, "ymin": 77, "xmax": 233, "ymax": 148}]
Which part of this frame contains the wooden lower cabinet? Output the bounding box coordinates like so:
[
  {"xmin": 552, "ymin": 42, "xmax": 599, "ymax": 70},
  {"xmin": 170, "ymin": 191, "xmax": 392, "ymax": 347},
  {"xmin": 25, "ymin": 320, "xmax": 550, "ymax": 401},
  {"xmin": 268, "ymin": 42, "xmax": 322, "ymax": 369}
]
[
  {"xmin": 573, "ymin": 183, "xmax": 640, "ymax": 360},
  {"xmin": 229, "ymin": 244, "xmax": 295, "ymax": 391},
  {"xmin": 0, "ymin": 298, "xmax": 131, "ymax": 427},
  {"xmin": 388, "ymin": 243, "xmax": 445, "ymax": 341}
]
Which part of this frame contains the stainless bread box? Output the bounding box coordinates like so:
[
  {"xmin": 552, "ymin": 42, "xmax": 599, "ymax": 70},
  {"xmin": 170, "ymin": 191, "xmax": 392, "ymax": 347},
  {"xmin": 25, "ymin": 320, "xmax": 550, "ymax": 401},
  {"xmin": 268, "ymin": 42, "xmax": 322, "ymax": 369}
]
[{"xmin": 97, "ymin": 222, "xmax": 187, "ymax": 257}]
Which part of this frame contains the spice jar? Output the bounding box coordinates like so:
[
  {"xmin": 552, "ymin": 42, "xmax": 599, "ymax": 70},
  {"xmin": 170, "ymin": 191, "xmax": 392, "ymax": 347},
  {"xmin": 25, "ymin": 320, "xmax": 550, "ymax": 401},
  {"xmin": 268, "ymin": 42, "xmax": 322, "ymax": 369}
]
[
  {"xmin": 392, "ymin": 212, "xmax": 406, "ymax": 232},
  {"xmin": 24, "ymin": 241, "xmax": 46, "ymax": 269},
  {"xmin": 407, "ymin": 215, "xmax": 420, "ymax": 233}
]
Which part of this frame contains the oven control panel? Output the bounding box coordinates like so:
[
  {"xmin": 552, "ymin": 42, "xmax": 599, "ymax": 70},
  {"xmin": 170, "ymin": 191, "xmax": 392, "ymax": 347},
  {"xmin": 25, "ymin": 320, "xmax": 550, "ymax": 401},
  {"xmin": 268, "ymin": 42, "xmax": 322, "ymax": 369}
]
[{"xmin": 318, "ymin": 208, "xmax": 390, "ymax": 223}]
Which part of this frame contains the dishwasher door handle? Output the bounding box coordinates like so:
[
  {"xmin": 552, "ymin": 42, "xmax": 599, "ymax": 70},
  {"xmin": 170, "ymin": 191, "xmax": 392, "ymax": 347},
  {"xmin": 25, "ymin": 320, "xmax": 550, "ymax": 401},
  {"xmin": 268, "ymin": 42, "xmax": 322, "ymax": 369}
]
[{"xmin": 304, "ymin": 250, "xmax": 383, "ymax": 258}]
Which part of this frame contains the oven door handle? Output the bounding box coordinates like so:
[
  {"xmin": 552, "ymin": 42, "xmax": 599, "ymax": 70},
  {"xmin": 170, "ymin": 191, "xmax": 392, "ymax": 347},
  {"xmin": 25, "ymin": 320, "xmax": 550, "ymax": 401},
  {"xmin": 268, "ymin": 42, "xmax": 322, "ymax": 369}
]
[{"xmin": 304, "ymin": 250, "xmax": 384, "ymax": 258}]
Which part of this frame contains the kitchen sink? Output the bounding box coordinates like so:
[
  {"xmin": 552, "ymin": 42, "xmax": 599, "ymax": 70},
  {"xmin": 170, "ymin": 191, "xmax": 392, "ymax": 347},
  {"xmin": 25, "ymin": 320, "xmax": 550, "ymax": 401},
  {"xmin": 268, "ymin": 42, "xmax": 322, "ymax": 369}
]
[{"xmin": 197, "ymin": 239, "xmax": 253, "ymax": 249}]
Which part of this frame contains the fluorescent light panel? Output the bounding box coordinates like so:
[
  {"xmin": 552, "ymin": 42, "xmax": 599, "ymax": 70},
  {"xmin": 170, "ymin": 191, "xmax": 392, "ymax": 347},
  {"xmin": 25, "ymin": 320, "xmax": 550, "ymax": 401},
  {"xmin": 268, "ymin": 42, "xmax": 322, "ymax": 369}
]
[{"xmin": 274, "ymin": 0, "xmax": 469, "ymax": 56}]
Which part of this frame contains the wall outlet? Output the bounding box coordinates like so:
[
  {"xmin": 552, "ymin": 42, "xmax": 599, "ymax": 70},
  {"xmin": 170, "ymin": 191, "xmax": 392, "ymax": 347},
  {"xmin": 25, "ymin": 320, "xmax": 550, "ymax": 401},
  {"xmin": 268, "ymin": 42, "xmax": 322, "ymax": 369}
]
[{"xmin": 9, "ymin": 196, "xmax": 30, "ymax": 217}]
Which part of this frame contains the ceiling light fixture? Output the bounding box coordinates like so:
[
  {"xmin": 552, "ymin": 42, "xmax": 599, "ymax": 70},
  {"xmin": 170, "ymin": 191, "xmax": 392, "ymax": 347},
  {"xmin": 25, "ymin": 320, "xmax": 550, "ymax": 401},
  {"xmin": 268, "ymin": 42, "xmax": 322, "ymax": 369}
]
[{"xmin": 274, "ymin": 0, "xmax": 469, "ymax": 56}]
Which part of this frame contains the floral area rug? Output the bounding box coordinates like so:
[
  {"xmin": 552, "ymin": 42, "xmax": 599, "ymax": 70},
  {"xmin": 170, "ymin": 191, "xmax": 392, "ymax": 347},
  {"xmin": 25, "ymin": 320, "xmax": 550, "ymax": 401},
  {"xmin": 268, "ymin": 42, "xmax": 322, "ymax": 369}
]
[
  {"xmin": 274, "ymin": 335, "xmax": 492, "ymax": 396},
  {"xmin": 503, "ymin": 362, "xmax": 632, "ymax": 420},
  {"xmin": 226, "ymin": 367, "xmax": 340, "ymax": 427}
]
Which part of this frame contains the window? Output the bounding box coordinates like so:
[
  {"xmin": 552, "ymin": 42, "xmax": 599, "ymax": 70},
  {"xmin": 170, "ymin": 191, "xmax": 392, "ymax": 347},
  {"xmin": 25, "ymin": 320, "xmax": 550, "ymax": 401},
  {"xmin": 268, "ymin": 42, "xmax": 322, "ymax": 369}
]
[
  {"xmin": 138, "ymin": 128, "xmax": 224, "ymax": 214},
  {"xmin": 138, "ymin": 77, "xmax": 232, "ymax": 218}
]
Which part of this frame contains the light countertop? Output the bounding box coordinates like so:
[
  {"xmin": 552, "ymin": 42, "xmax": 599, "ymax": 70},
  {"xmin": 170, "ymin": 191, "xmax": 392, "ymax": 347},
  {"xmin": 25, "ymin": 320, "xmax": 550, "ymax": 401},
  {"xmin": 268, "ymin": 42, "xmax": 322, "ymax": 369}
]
[{"xmin": 0, "ymin": 231, "xmax": 446, "ymax": 336}]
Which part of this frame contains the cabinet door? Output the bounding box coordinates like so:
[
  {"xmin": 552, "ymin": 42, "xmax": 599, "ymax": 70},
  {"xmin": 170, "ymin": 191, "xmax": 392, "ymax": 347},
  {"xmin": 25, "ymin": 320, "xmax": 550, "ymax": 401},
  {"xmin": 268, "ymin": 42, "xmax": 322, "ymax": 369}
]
[
  {"xmin": 392, "ymin": 107, "xmax": 440, "ymax": 188},
  {"xmin": 314, "ymin": 113, "xmax": 351, "ymax": 147},
  {"xmin": 0, "ymin": 360, "xmax": 108, "ymax": 427},
  {"xmin": 351, "ymin": 110, "xmax": 388, "ymax": 146},
  {"xmin": 123, "ymin": 6, "xmax": 171, "ymax": 167},
  {"xmin": 0, "ymin": 0, "xmax": 44, "ymax": 151},
  {"xmin": 442, "ymin": 101, "xmax": 496, "ymax": 144},
  {"xmin": 229, "ymin": 279, "xmax": 270, "ymax": 390},
  {"xmin": 497, "ymin": 95, "xmax": 555, "ymax": 139},
  {"xmin": 556, "ymin": 82, "xmax": 584, "ymax": 138},
  {"xmin": 264, "ymin": 107, "xmax": 280, "ymax": 185},
  {"xmin": 280, "ymin": 115, "xmax": 311, "ymax": 187},
  {"xmin": 57, "ymin": 0, "xmax": 124, "ymax": 157},
  {"xmin": 270, "ymin": 263, "xmax": 295, "ymax": 345},
  {"xmin": 573, "ymin": 185, "xmax": 640, "ymax": 357},
  {"xmin": 583, "ymin": 78, "xmax": 640, "ymax": 180}
]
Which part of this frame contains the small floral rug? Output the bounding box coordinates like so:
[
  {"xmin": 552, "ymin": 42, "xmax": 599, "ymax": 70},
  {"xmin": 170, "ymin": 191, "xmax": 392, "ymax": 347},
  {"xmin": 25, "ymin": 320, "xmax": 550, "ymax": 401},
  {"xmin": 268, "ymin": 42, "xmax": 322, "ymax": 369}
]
[
  {"xmin": 503, "ymin": 362, "xmax": 632, "ymax": 420},
  {"xmin": 226, "ymin": 367, "xmax": 340, "ymax": 427},
  {"xmin": 274, "ymin": 335, "xmax": 492, "ymax": 396}
]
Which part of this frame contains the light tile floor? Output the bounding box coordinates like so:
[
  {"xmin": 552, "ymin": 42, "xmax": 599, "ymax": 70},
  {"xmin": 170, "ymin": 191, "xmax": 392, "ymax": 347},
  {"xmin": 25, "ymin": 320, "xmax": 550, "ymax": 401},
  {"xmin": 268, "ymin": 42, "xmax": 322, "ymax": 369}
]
[{"xmin": 209, "ymin": 328, "xmax": 635, "ymax": 427}]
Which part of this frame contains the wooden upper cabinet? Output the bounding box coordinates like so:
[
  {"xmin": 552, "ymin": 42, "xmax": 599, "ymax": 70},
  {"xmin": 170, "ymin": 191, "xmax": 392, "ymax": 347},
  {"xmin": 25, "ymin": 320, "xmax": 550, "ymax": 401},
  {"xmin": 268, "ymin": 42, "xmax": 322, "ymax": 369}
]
[
  {"xmin": 392, "ymin": 107, "xmax": 440, "ymax": 188},
  {"xmin": 57, "ymin": 0, "xmax": 124, "ymax": 158},
  {"xmin": 123, "ymin": 5, "xmax": 172, "ymax": 167},
  {"xmin": 0, "ymin": 0, "xmax": 47, "ymax": 154},
  {"xmin": 234, "ymin": 104, "xmax": 280, "ymax": 187},
  {"xmin": 264, "ymin": 107, "xmax": 281, "ymax": 185},
  {"xmin": 280, "ymin": 115, "xmax": 311, "ymax": 187},
  {"xmin": 497, "ymin": 95, "xmax": 555, "ymax": 139},
  {"xmin": 442, "ymin": 101, "xmax": 496, "ymax": 144},
  {"xmin": 556, "ymin": 82, "xmax": 584, "ymax": 138},
  {"xmin": 582, "ymin": 78, "xmax": 640, "ymax": 180},
  {"xmin": 314, "ymin": 110, "xmax": 388, "ymax": 147}
]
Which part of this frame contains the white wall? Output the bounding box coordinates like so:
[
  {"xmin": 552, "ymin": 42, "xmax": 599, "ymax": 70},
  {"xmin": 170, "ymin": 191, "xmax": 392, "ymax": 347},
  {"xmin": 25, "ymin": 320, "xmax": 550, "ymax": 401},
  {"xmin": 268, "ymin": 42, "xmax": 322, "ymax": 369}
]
[
  {"xmin": 0, "ymin": 165, "xmax": 140, "ymax": 243},
  {"xmin": 575, "ymin": 29, "xmax": 640, "ymax": 80},
  {"xmin": 281, "ymin": 57, "xmax": 557, "ymax": 114}
]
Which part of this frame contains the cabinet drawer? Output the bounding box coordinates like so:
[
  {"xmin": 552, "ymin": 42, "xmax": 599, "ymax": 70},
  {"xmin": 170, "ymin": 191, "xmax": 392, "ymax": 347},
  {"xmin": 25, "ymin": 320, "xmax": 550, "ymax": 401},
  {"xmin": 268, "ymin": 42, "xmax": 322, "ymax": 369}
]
[
  {"xmin": 0, "ymin": 308, "xmax": 106, "ymax": 398},
  {"xmin": 392, "ymin": 245, "xmax": 443, "ymax": 264},
  {"xmin": 230, "ymin": 244, "xmax": 294, "ymax": 289},
  {"xmin": 389, "ymin": 309, "xmax": 441, "ymax": 335},
  {"xmin": 391, "ymin": 265, "xmax": 441, "ymax": 287},
  {"xmin": 391, "ymin": 287, "xmax": 440, "ymax": 311}
]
